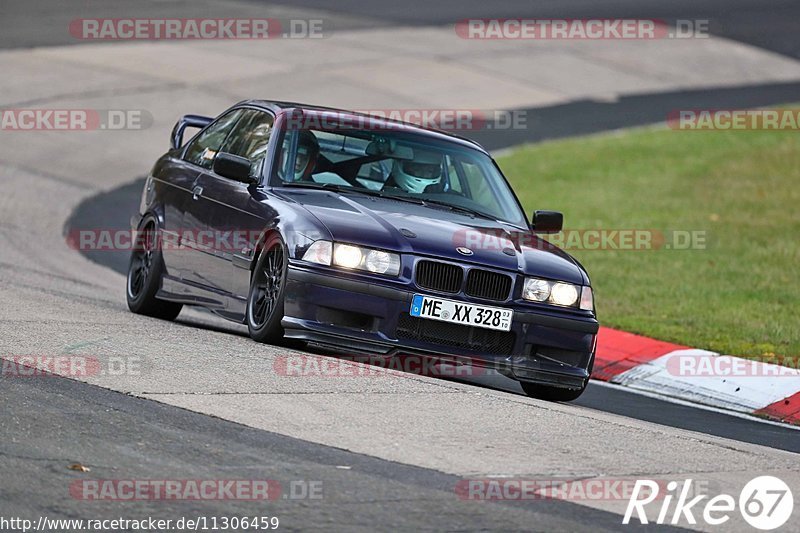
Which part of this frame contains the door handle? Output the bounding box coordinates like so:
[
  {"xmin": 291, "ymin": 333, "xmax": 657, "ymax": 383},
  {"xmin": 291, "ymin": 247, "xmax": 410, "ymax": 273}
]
[{"xmin": 192, "ymin": 185, "xmax": 203, "ymax": 200}]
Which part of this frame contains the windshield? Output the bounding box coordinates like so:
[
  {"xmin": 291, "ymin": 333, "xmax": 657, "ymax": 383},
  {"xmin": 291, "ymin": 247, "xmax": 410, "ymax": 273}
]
[{"xmin": 272, "ymin": 125, "xmax": 528, "ymax": 227}]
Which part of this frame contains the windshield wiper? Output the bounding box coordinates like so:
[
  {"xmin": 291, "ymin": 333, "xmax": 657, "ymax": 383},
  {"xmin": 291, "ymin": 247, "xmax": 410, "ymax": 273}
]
[
  {"xmin": 419, "ymin": 199, "xmax": 497, "ymax": 221},
  {"xmin": 280, "ymin": 182, "xmax": 425, "ymax": 205},
  {"xmin": 280, "ymin": 182, "xmax": 347, "ymax": 191},
  {"xmin": 368, "ymin": 191, "xmax": 426, "ymax": 205}
]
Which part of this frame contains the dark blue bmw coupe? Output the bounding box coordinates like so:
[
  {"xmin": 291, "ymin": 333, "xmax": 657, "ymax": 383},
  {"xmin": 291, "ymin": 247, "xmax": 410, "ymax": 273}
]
[{"xmin": 127, "ymin": 100, "xmax": 598, "ymax": 401}]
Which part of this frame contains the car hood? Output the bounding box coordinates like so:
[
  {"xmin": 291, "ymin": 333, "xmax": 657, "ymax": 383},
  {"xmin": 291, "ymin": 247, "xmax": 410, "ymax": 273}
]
[{"xmin": 279, "ymin": 190, "xmax": 587, "ymax": 285}]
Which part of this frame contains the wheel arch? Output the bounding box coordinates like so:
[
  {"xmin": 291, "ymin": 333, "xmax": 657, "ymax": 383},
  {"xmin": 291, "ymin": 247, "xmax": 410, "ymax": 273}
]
[
  {"xmin": 248, "ymin": 214, "xmax": 328, "ymax": 276},
  {"xmin": 249, "ymin": 227, "xmax": 283, "ymax": 276}
]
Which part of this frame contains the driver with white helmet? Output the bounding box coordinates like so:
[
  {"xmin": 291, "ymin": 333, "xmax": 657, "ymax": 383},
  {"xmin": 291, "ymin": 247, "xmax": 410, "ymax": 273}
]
[{"xmin": 386, "ymin": 149, "xmax": 443, "ymax": 194}]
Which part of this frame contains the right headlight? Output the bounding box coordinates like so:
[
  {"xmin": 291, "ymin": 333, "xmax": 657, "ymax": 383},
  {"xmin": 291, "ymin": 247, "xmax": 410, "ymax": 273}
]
[
  {"xmin": 302, "ymin": 240, "xmax": 401, "ymax": 277},
  {"xmin": 523, "ymin": 277, "xmax": 593, "ymax": 311}
]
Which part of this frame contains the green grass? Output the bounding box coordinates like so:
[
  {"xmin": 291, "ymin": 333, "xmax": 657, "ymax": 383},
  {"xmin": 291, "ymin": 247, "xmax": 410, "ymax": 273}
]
[{"xmin": 496, "ymin": 124, "xmax": 800, "ymax": 361}]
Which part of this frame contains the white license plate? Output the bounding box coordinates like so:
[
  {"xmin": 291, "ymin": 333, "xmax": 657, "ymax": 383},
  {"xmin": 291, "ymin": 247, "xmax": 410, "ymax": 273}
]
[{"xmin": 409, "ymin": 294, "xmax": 513, "ymax": 332}]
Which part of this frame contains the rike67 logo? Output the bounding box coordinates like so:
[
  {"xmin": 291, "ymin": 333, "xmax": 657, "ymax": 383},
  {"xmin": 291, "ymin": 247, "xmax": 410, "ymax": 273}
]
[{"xmin": 624, "ymin": 476, "xmax": 794, "ymax": 530}]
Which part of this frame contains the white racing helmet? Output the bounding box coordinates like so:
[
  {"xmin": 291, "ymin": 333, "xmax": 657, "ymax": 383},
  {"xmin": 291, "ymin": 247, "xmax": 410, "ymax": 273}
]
[{"xmin": 391, "ymin": 149, "xmax": 442, "ymax": 193}]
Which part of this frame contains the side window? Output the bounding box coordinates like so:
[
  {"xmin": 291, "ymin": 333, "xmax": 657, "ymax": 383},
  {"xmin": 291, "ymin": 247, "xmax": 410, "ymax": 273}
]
[
  {"xmin": 183, "ymin": 110, "xmax": 243, "ymax": 170},
  {"xmin": 220, "ymin": 110, "xmax": 275, "ymax": 176}
]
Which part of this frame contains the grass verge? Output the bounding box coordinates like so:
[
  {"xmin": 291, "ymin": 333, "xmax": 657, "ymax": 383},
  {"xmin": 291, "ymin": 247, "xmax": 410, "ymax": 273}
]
[{"xmin": 497, "ymin": 123, "xmax": 799, "ymax": 361}]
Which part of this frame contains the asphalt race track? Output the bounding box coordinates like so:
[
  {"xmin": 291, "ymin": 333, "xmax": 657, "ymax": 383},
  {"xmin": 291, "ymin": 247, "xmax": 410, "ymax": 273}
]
[
  {"xmin": 5, "ymin": 374, "xmax": 676, "ymax": 532},
  {"xmin": 4, "ymin": 0, "xmax": 800, "ymax": 59},
  {"xmin": 2, "ymin": 1, "xmax": 799, "ymax": 531}
]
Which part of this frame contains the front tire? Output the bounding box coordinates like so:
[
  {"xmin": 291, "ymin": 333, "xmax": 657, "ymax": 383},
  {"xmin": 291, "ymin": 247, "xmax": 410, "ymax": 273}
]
[
  {"xmin": 520, "ymin": 354, "xmax": 594, "ymax": 402},
  {"xmin": 246, "ymin": 235, "xmax": 287, "ymax": 343},
  {"xmin": 520, "ymin": 381, "xmax": 588, "ymax": 402},
  {"xmin": 126, "ymin": 218, "xmax": 183, "ymax": 320}
]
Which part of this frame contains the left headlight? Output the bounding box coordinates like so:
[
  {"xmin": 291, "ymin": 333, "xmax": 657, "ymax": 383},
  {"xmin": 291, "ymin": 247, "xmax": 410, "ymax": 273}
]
[
  {"xmin": 523, "ymin": 277, "xmax": 593, "ymax": 311},
  {"xmin": 303, "ymin": 240, "xmax": 401, "ymax": 276}
]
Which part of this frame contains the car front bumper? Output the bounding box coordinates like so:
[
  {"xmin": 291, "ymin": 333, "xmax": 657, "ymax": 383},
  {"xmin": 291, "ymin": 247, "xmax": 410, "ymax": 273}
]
[{"xmin": 282, "ymin": 265, "xmax": 598, "ymax": 389}]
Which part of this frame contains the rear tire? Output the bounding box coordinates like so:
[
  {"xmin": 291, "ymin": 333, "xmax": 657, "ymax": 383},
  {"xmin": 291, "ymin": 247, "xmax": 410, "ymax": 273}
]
[
  {"xmin": 246, "ymin": 235, "xmax": 287, "ymax": 344},
  {"xmin": 126, "ymin": 217, "xmax": 183, "ymax": 320}
]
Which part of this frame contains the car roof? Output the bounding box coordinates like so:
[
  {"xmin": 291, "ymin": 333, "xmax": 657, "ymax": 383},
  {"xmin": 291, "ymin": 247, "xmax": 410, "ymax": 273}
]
[{"xmin": 235, "ymin": 99, "xmax": 490, "ymax": 155}]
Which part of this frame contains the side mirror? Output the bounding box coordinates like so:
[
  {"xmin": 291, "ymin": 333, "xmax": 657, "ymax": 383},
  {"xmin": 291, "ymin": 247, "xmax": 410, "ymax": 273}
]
[
  {"xmin": 171, "ymin": 114, "xmax": 212, "ymax": 150},
  {"xmin": 531, "ymin": 210, "xmax": 563, "ymax": 233},
  {"xmin": 213, "ymin": 152, "xmax": 256, "ymax": 184}
]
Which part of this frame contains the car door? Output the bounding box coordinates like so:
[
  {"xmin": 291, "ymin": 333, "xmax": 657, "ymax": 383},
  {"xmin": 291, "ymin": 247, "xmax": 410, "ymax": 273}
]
[
  {"xmin": 176, "ymin": 109, "xmax": 246, "ymax": 296},
  {"xmin": 192, "ymin": 109, "xmax": 279, "ymax": 308},
  {"xmin": 150, "ymin": 156, "xmax": 198, "ymax": 280}
]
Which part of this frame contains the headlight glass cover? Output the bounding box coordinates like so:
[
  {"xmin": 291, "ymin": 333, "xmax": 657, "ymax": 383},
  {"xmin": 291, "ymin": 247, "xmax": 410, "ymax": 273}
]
[
  {"xmin": 522, "ymin": 278, "xmax": 550, "ymax": 302},
  {"xmin": 302, "ymin": 240, "xmax": 332, "ymax": 266},
  {"xmin": 333, "ymin": 243, "xmax": 362, "ymax": 269},
  {"xmin": 302, "ymin": 240, "xmax": 400, "ymax": 276},
  {"xmin": 523, "ymin": 277, "xmax": 592, "ymax": 310},
  {"xmin": 579, "ymin": 286, "xmax": 594, "ymax": 311}
]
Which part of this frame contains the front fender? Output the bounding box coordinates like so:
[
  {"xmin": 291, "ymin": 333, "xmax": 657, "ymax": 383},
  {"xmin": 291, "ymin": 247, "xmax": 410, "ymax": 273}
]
[{"xmin": 240, "ymin": 197, "xmax": 332, "ymax": 273}]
